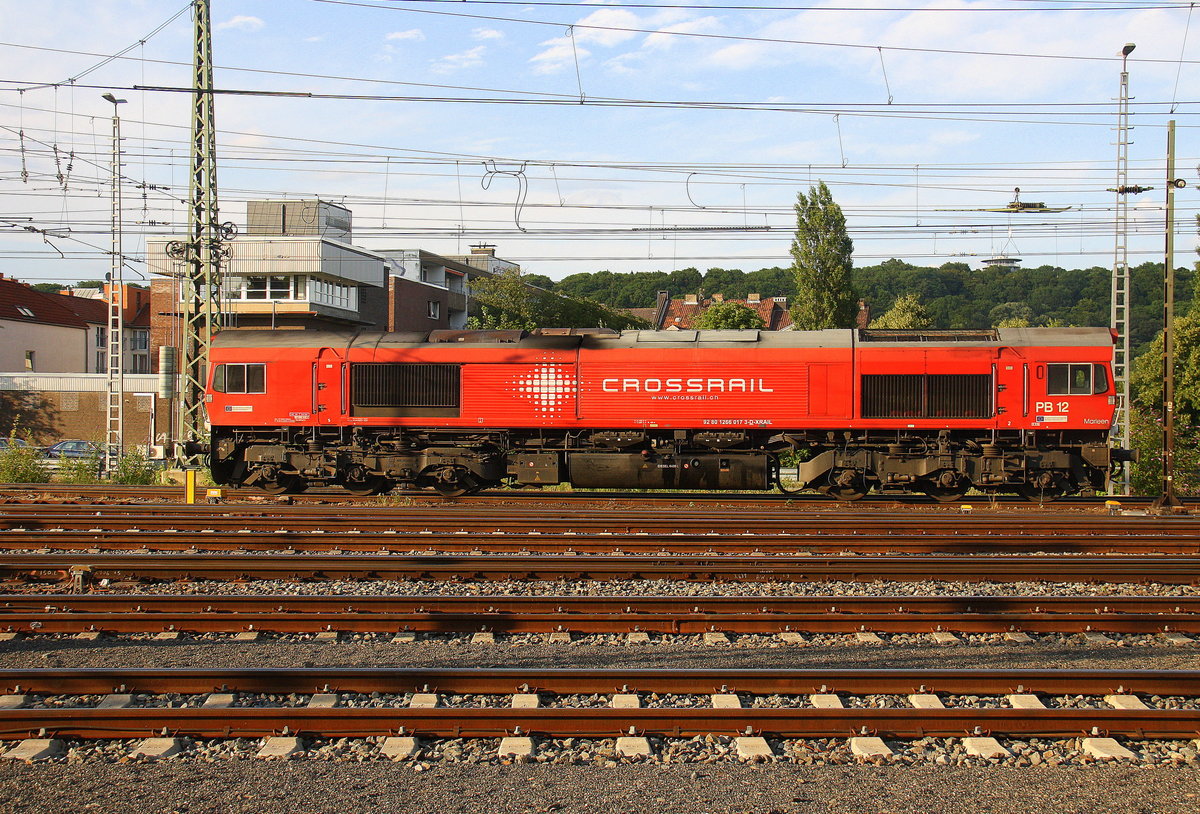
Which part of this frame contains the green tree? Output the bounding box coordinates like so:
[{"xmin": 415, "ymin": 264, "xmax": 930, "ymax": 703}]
[
  {"xmin": 869, "ymin": 293, "xmax": 933, "ymax": 329},
  {"xmin": 989, "ymin": 301, "xmax": 1034, "ymax": 328},
  {"xmin": 788, "ymin": 181, "xmax": 855, "ymax": 330},
  {"xmin": 692, "ymin": 301, "xmax": 766, "ymax": 330}
]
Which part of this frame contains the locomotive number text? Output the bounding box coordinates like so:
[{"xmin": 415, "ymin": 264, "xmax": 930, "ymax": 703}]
[{"xmin": 1035, "ymin": 401, "xmax": 1069, "ymax": 413}]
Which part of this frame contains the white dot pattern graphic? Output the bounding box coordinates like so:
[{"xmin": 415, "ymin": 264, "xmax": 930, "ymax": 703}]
[{"xmin": 511, "ymin": 365, "xmax": 577, "ymax": 414}]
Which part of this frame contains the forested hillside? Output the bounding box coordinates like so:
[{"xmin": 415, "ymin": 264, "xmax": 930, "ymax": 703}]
[{"xmin": 531, "ymin": 260, "xmax": 1194, "ymax": 356}]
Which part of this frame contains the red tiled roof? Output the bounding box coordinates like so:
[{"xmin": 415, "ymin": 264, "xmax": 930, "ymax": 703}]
[
  {"xmin": 55, "ymin": 293, "xmax": 108, "ymax": 325},
  {"xmin": 0, "ymin": 277, "xmax": 87, "ymax": 329},
  {"xmin": 656, "ymin": 296, "xmax": 793, "ymax": 331}
]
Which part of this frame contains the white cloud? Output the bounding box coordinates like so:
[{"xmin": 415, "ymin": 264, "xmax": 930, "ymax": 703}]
[
  {"xmin": 471, "ymin": 28, "xmax": 505, "ymax": 41},
  {"xmin": 642, "ymin": 16, "xmax": 722, "ymax": 51},
  {"xmin": 303, "ymin": 36, "xmax": 323, "ymax": 44},
  {"xmin": 386, "ymin": 29, "xmax": 425, "ymax": 42},
  {"xmin": 529, "ymin": 8, "xmax": 644, "ymax": 72},
  {"xmin": 216, "ymin": 15, "xmax": 265, "ymax": 33},
  {"xmin": 431, "ymin": 45, "xmax": 487, "ymax": 74}
]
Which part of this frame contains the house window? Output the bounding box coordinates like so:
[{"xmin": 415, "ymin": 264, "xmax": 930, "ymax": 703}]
[
  {"xmin": 225, "ymin": 275, "xmax": 303, "ymax": 301},
  {"xmin": 96, "ymin": 350, "xmax": 106, "ymax": 372},
  {"xmin": 428, "ymin": 301, "xmax": 441, "ymax": 320},
  {"xmin": 213, "ymin": 363, "xmax": 266, "ymax": 394},
  {"xmin": 16, "ymin": 306, "xmax": 34, "ymax": 318},
  {"xmin": 24, "ymin": 351, "xmax": 34, "ymax": 371},
  {"xmin": 132, "ymin": 355, "xmax": 150, "ymax": 374},
  {"xmin": 131, "ymin": 329, "xmax": 149, "ymax": 351},
  {"xmin": 95, "ymin": 326, "xmax": 107, "ymax": 347},
  {"xmin": 309, "ymin": 278, "xmax": 357, "ymax": 310}
]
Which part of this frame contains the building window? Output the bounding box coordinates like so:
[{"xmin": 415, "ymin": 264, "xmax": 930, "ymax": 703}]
[
  {"xmin": 224, "ymin": 275, "xmax": 304, "ymax": 301},
  {"xmin": 213, "ymin": 363, "xmax": 266, "ymax": 394},
  {"xmin": 95, "ymin": 326, "xmax": 106, "ymax": 347},
  {"xmin": 131, "ymin": 329, "xmax": 149, "ymax": 351},
  {"xmin": 310, "ymin": 278, "xmax": 357, "ymax": 310},
  {"xmin": 132, "ymin": 355, "xmax": 150, "ymax": 374},
  {"xmin": 16, "ymin": 306, "xmax": 34, "ymax": 318},
  {"xmin": 428, "ymin": 301, "xmax": 441, "ymax": 319},
  {"xmin": 24, "ymin": 351, "xmax": 34, "ymax": 371},
  {"xmin": 95, "ymin": 350, "xmax": 105, "ymax": 372}
]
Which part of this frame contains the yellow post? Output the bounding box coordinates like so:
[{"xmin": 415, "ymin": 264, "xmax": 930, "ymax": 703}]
[{"xmin": 185, "ymin": 469, "xmax": 197, "ymax": 505}]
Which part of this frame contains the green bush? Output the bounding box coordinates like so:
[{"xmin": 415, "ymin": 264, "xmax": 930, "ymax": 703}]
[
  {"xmin": 56, "ymin": 450, "xmax": 102, "ymax": 485},
  {"xmin": 0, "ymin": 436, "xmax": 49, "ymax": 483},
  {"xmin": 111, "ymin": 450, "xmax": 160, "ymax": 486}
]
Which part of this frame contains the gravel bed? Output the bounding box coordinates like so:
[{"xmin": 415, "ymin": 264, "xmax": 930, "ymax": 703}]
[
  {"xmin": 8, "ymin": 630, "xmax": 1196, "ymax": 651},
  {"xmin": 6, "ymin": 762, "xmax": 1200, "ymax": 814},
  {"xmin": 12, "ymin": 576, "xmax": 1200, "ymax": 598},
  {"xmin": 5, "ymin": 734, "xmax": 1198, "ymax": 768}
]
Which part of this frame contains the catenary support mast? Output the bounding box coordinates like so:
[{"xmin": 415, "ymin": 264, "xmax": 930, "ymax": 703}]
[{"xmin": 170, "ymin": 0, "xmax": 229, "ymax": 463}]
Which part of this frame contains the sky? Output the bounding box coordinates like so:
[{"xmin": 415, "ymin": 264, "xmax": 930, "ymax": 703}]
[{"xmin": 1, "ymin": 0, "xmax": 1198, "ymax": 289}]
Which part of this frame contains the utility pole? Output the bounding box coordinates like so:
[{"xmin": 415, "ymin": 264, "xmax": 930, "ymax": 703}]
[
  {"xmin": 103, "ymin": 92, "xmax": 126, "ymax": 477},
  {"xmin": 167, "ymin": 0, "xmax": 232, "ymax": 465},
  {"xmin": 1152, "ymin": 120, "xmax": 1185, "ymax": 511}
]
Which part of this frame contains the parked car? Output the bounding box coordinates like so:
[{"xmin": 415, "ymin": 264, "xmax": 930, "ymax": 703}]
[
  {"xmin": 0, "ymin": 438, "xmax": 33, "ymax": 452},
  {"xmin": 41, "ymin": 440, "xmax": 104, "ymax": 471}
]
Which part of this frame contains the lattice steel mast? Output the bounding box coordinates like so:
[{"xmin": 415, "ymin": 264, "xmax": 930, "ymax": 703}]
[
  {"xmin": 170, "ymin": 0, "xmax": 231, "ymax": 462},
  {"xmin": 1110, "ymin": 43, "xmax": 1139, "ymax": 495},
  {"xmin": 103, "ymin": 93, "xmax": 126, "ymax": 475}
]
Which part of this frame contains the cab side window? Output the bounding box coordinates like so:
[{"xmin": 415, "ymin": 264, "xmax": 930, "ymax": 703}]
[
  {"xmin": 213, "ymin": 363, "xmax": 266, "ymax": 394},
  {"xmin": 1046, "ymin": 363, "xmax": 1107, "ymax": 396}
]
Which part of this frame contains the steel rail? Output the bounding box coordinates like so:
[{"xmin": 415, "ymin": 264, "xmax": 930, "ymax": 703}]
[
  {"xmin": 2, "ymin": 529, "xmax": 1198, "ymax": 554},
  {"xmin": 2, "ymin": 553, "xmax": 1199, "ymax": 583},
  {"xmin": 3, "ymin": 595, "xmax": 1200, "ymax": 634},
  {"xmin": 4, "ymin": 507, "xmax": 1198, "ymax": 535},
  {"xmin": 1, "ymin": 707, "xmax": 1197, "ymax": 740},
  {"xmin": 2, "ymin": 667, "xmax": 1197, "ymax": 697},
  {"xmin": 0, "ymin": 669, "xmax": 1197, "ymax": 739}
]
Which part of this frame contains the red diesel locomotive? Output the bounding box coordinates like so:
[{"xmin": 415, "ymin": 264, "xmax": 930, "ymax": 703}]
[{"xmin": 206, "ymin": 326, "xmax": 1129, "ymax": 500}]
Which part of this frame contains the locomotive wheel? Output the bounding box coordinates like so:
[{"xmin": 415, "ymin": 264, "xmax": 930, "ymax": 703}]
[
  {"xmin": 920, "ymin": 471, "xmax": 968, "ymax": 503},
  {"xmin": 921, "ymin": 484, "xmax": 968, "ymax": 503},
  {"xmin": 259, "ymin": 474, "xmax": 308, "ymax": 495},
  {"xmin": 341, "ymin": 476, "xmax": 390, "ymax": 496},
  {"xmin": 428, "ymin": 466, "xmax": 480, "ymax": 497},
  {"xmin": 1018, "ymin": 482, "xmax": 1066, "ymax": 503},
  {"xmin": 1018, "ymin": 472, "xmax": 1068, "ymax": 503},
  {"xmin": 820, "ymin": 469, "xmax": 869, "ymax": 501}
]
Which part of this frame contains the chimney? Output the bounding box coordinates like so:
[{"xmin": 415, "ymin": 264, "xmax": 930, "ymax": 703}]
[
  {"xmin": 684, "ymin": 293, "xmax": 698, "ymax": 305},
  {"xmin": 747, "ymin": 293, "xmax": 760, "ymax": 304},
  {"xmin": 856, "ymin": 299, "xmax": 871, "ymax": 329},
  {"xmin": 470, "ymin": 243, "xmax": 496, "ymax": 258},
  {"xmin": 712, "ymin": 293, "xmax": 724, "ymax": 303}
]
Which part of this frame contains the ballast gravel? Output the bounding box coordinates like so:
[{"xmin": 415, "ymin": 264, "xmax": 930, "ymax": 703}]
[
  {"xmin": 2, "ymin": 758, "xmax": 1200, "ymax": 814},
  {"xmin": 18, "ymin": 576, "xmax": 1199, "ymax": 598}
]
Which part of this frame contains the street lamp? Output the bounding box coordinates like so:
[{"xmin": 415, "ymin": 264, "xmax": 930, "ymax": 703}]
[{"xmin": 102, "ymin": 92, "xmax": 126, "ymax": 478}]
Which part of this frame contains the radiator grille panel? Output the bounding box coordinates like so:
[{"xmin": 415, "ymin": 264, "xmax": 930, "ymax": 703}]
[
  {"xmin": 862, "ymin": 374, "xmax": 992, "ymax": 419},
  {"xmin": 351, "ymin": 363, "xmax": 460, "ymax": 414}
]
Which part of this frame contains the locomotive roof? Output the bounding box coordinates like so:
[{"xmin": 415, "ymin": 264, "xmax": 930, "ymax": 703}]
[{"xmin": 211, "ymin": 326, "xmax": 1115, "ymax": 350}]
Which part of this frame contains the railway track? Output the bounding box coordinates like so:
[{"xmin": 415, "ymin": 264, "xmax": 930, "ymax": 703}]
[
  {"xmin": 0, "ymin": 668, "xmax": 1196, "ymax": 739},
  {"xmin": 2, "ymin": 503, "xmax": 1197, "ymax": 535},
  {"xmin": 3, "ymin": 483, "xmax": 1180, "ymax": 507},
  {"xmin": 2, "ymin": 594, "xmax": 1200, "ymax": 634},
  {"xmin": 3, "ymin": 552, "xmax": 1198, "ymax": 584},
  {"xmin": 2, "ymin": 529, "xmax": 1198, "ymax": 554}
]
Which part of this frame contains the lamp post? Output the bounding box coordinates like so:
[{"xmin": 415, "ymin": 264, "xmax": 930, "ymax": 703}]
[{"xmin": 102, "ymin": 92, "xmax": 126, "ymax": 478}]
